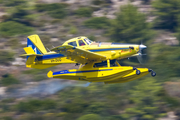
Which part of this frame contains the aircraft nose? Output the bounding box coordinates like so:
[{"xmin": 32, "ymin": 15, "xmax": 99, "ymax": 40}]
[{"xmin": 139, "ymin": 44, "xmax": 147, "ymax": 49}]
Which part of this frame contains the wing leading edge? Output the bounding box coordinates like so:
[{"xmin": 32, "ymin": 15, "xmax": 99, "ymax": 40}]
[{"xmin": 51, "ymin": 45, "xmax": 107, "ymax": 64}]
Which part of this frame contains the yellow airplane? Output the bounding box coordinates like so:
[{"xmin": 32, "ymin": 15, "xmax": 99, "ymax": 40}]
[{"xmin": 20, "ymin": 34, "xmax": 156, "ymax": 84}]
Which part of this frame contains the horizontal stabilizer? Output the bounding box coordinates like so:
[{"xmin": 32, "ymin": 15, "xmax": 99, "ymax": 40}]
[
  {"xmin": 20, "ymin": 47, "xmax": 42, "ymax": 65},
  {"xmin": 20, "ymin": 54, "xmax": 43, "ymax": 57},
  {"xmin": 20, "ymin": 47, "xmax": 43, "ymax": 57},
  {"xmin": 24, "ymin": 47, "xmax": 35, "ymax": 54}
]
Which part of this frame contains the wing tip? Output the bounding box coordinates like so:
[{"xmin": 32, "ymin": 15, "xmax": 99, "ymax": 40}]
[{"xmin": 47, "ymin": 71, "xmax": 53, "ymax": 78}]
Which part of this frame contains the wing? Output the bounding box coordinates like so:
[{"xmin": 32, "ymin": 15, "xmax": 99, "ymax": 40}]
[
  {"xmin": 51, "ymin": 45, "xmax": 107, "ymax": 64},
  {"xmin": 20, "ymin": 54, "xmax": 43, "ymax": 57}
]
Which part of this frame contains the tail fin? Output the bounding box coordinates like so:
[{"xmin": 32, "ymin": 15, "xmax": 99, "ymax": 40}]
[
  {"xmin": 20, "ymin": 34, "xmax": 47, "ymax": 65},
  {"xmin": 27, "ymin": 34, "xmax": 47, "ymax": 54},
  {"xmin": 20, "ymin": 35, "xmax": 59, "ymax": 69}
]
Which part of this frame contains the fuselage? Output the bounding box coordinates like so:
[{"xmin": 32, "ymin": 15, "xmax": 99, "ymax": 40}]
[
  {"xmin": 25, "ymin": 35, "xmax": 146, "ymax": 69},
  {"xmin": 39, "ymin": 36, "xmax": 142, "ymax": 64}
]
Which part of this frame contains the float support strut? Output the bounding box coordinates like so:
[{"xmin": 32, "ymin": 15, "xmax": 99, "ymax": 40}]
[{"xmin": 107, "ymin": 59, "xmax": 110, "ymax": 67}]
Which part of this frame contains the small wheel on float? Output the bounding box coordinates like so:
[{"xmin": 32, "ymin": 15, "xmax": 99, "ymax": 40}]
[
  {"xmin": 136, "ymin": 70, "xmax": 141, "ymax": 75},
  {"xmin": 151, "ymin": 71, "xmax": 156, "ymax": 77}
]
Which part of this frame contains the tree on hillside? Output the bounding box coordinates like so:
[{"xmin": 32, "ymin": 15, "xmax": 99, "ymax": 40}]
[
  {"xmin": 0, "ymin": 0, "xmax": 26, "ymax": 6},
  {"xmin": 108, "ymin": 4, "xmax": 153, "ymax": 43},
  {"xmin": 148, "ymin": 44, "xmax": 180, "ymax": 79},
  {"xmin": 77, "ymin": 114, "xmax": 101, "ymax": 120},
  {"xmin": 35, "ymin": 3, "xmax": 68, "ymax": 19},
  {"xmin": 1, "ymin": 74, "xmax": 20, "ymax": 86},
  {"xmin": 0, "ymin": 50, "xmax": 14, "ymax": 65},
  {"xmin": 84, "ymin": 17, "xmax": 110, "ymax": 29},
  {"xmin": 122, "ymin": 79, "xmax": 166, "ymax": 120},
  {"xmin": 0, "ymin": 21, "xmax": 34, "ymax": 37},
  {"xmin": 1, "ymin": 0, "xmax": 37, "ymax": 26},
  {"xmin": 176, "ymin": 15, "xmax": 180, "ymax": 42},
  {"xmin": 152, "ymin": 0, "xmax": 180, "ymax": 31}
]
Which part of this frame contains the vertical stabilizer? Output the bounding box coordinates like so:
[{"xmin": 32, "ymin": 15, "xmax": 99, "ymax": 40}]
[
  {"xmin": 27, "ymin": 34, "xmax": 47, "ymax": 54},
  {"xmin": 20, "ymin": 35, "xmax": 64, "ymax": 69}
]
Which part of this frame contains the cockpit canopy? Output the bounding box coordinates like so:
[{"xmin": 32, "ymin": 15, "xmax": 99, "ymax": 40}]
[{"xmin": 63, "ymin": 36, "xmax": 93, "ymax": 47}]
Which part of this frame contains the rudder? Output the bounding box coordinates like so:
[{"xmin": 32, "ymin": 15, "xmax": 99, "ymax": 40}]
[
  {"xmin": 21, "ymin": 35, "xmax": 62, "ymax": 69},
  {"xmin": 27, "ymin": 34, "xmax": 47, "ymax": 54}
]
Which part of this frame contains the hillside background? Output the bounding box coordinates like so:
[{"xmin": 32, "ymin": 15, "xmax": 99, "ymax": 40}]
[{"xmin": 0, "ymin": 0, "xmax": 180, "ymax": 120}]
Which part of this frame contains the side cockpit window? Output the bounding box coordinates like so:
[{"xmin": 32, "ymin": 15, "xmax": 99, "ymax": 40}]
[
  {"xmin": 78, "ymin": 40, "xmax": 86, "ymax": 46},
  {"xmin": 68, "ymin": 41, "xmax": 77, "ymax": 47}
]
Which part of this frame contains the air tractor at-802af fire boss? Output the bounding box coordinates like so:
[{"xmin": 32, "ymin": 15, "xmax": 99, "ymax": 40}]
[{"xmin": 20, "ymin": 35, "xmax": 156, "ymax": 84}]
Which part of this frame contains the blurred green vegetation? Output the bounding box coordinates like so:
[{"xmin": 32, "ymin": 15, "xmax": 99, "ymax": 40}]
[
  {"xmin": 108, "ymin": 4, "xmax": 154, "ymax": 43},
  {"xmin": 69, "ymin": 26, "xmax": 78, "ymax": 34},
  {"xmin": 0, "ymin": 0, "xmax": 36, "ymax": 27},
  {"xmin": 17, "ymin": 99, "xmax": 57, "ymax": 113},
  {"xmin": 75, "ymin": 7, "xmax": 93, "ymax": 17},
  {"xmin": 77, "ymin": 114, "xmax": 101, "ymax": 120},
  {"xmin": 148, "ymin": 44, "xmax": 180, "ymax": 80},
  {"xmin": 84, "ymin": 17, "xmax": 110, "ymax": 29},
  {"xmin": 0, "ymin": 0, "xmax": 26, "ymax": 6},
  {"xmin": 5, "ymin": 38, "xmax": 19, "ymax": 49},
  {"xmin": 0, "ymin": 21, "xmax": 34, "ymax": 37},
  {"xmin": 176, "ymin": 16, "xmax": 180, "ymax": 42},
  {"xmin": 92, "ymin": 0, "xmax": 104, "ymax": 5},
  {"xmin": 152, "ymin": 0, "xmax": 180, "ymax": 31},
  {"xmin": 7, "ymin": 7, "xmax": 33, "ymax": 25},
  {"xmin": 0, "ymin": 74, "xmax": 20, "ymax": 86},
  {"xmin": 23, "ymin": 68, "xmax": 51, "ymax": 81},
  {"xmin": 0, "ymin": 50, "xmax": 14, "ymax": 65},
  {"xmin": 35, "ymin": 3, "xmax": 68, "ymax": 19},
  {"xmin": 88, "ymin": 35, "xmax": 96, "ymax": 41},
  {"xmin": 0, "ymin": 81, "xmax": 178, "ymax": 119},
  {"xmin": 123, "ymin": 78, "xmax": 163, "ymax": 119}
]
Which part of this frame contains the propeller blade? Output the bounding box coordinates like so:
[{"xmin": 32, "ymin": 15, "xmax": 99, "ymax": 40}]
[
  {"xmin": 137, "ymin": 44, "xmax": 147, "ymax": 64},
  {"xmin": 137, "ymin": 55, "xmax": 146, "ymax": 64}
]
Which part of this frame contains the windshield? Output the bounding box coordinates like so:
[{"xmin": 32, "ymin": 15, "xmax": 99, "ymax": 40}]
[{"xmin": 84, "ymin": 38, "xmax": 93, "ymax": 45}]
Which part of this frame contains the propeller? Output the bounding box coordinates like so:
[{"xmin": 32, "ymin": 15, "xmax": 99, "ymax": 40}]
[{"xmin": 137, "ymin": 44, "xmax": 147, "ymax": 64}]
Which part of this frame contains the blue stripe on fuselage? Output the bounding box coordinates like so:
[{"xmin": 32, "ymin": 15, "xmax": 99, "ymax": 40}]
[
  {"xmin": 112, "ymin": 43, "xmax": 136, "ymax": 45},
  {"xmin": 27, "ymin": 38, "xmax": 42, "ymax": 60},
  {"xmin": 53, "ymin": 69, "xmax": 113, "ymax": 75},
  {"xmin": 89, "ymin": 48, "xmax": 129, "ymax": 52},
  {"xmin": 36, "ymin": 53, "xmax": 64, "ymax": 61}
]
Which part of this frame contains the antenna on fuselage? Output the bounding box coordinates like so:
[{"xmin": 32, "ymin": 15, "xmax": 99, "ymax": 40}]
[{"xmin": 46, "ymin": 47, "xmax": 51, "ymax": 52}]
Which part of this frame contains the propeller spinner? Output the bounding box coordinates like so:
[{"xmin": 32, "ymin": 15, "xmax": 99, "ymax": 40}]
[{"xmin": 137, "ymin": 44, "xmax": 147, "ymax": 64}]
